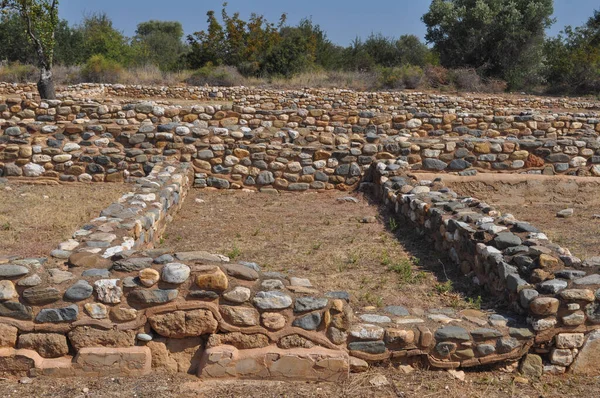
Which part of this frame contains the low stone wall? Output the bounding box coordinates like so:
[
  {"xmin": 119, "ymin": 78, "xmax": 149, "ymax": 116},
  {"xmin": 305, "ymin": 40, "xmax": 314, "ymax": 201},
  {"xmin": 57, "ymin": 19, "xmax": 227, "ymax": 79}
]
[
  {"xmin": 2, "ymin": 98, "xmax": 600, "ymax": 192},
  {"xmin": 3, "ymin": 82, "xmax": 600, "ymax": 112},
  {"xmin": 365, "ymin": 162, "xmax": 600, "ymax": 375}
]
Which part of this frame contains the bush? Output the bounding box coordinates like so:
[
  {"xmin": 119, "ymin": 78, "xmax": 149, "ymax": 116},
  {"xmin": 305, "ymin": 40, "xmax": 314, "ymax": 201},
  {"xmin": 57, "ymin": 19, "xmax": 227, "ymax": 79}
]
[
  {"xmin": 81, "ymin": 54, "xmax": 123, "ymax": 83},
  {"xmin": 449, "ymin": 68, "xmax": 484, "ymax": 92},
  {"xmin": 0, "ymin": 62, "xmax": 38, "ymax": 83},
  {"xmin": 185, "ymin": 65, "xmax": 246, "ymax": 87},
  {"xmin": 377, "ymin": 65, "xmax": 424, "ymax": 89},
  {"xmin": 424, "ymin": 65, "xmax": 449, "ymax": 88}
]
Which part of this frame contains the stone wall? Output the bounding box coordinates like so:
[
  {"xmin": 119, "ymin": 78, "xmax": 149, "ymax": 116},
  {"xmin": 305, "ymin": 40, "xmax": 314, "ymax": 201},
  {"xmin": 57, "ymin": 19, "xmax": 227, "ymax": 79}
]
[
  {"xmin": 3, "ymin": 82, "xmax": 600, "ymax": 112},
  {"xmin": 2, "ymin": 97, "xmax": 600, "ymax": 192},
  {"xmin": 366, "ymin": 162, "xmax": 600, "ymax": 374}
]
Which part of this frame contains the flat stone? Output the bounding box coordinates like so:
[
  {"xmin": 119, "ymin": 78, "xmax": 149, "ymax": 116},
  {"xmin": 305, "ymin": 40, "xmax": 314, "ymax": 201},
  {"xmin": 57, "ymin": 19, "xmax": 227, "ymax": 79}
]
[
  {"xmin": 153, "ymin": 254, "xmax": 174, "ymax": 264},
  {"xmin": 434, "ymin": 326, "xmax": 470, "ymax": 341},
  {"xmin": 494, "ymin": 233, "xmax": 522, "ymax": 249},
  {"xmin": 539, "ymin": 279, "xmax": 568, "ymax": 294},
  {"xmin": 112, "ymin": 257, "xmax": 153, "ymax": 272},
  {"xmin": 290, "ymin": 277, "xmax": 312, "ymax": 287},
  {"xmin": 571, "ymin": 330, "xmax": 600, "ymax": 375},
  {"xmin": 137, "ymin": 333, "xmax": 153, "ymax": 342},
  {"xmin": 22, "ymin": 287, "xmax": 61, "ymax": 305},
  {"xmin": 64, "ymin": 280, "xmax": 93, "ymax": 301},
  {"xmin": 262, "ymin": 312, "xmax": 287, "ymax": 330},
  {"xmin": 188, "ymin": 290, "xmax": 220, "ymax": 300},
  {"xmin": 261, "ymin": 279, "xmax": 285, "ymax": 290},
  {"xmin": 574, "ymin": 274, "xmax": 600, "ymax": 286},
  {"xmin": 349, "ymin": 324, "xmax": 385, "ymax": 340},
  {"xmin": 384, "ymin": 306, "xmax": 410, "ymax": 316},
  {"xmin": 195, "ymin": 266, "xmax": 228, "ymax": 291},
  {"xmin": 17, "ymin": 333, "xmax": 69, "ymax": 358},
  {"xmin": 0, "ymin": 264, "xmax": 29, "ymax": 278},
  {"xmin": 17, "ymin": 274, "xmax": 42, "ymax": 287},
  {"xmin": 175, "ymin": 251, "xmax": 227, "ymax": 263},
  {"xmin": 294, "ymin": 297, "xmax": 328, "ymax": 312},
  {"xmin": 82, "ymin": 269, "xmax": 111, "ymax": 278},
  {"xmin": 139, "ymin": 268, "xmax": 160, "ymax": 287},
  {"xmin": 560, "ymin": 289, "xmax": 595, "ymax": 302},
  {"xmin": 48, "ymin": 269, "xmax": 74, "ymax": 284},
  {"xmin": 129, "ymin": 289, "xmax": 178, "ymax": 304},
  {"xmin": 348, "ymin": 341, "xmax": 386, "ymax": 354},
  {"xmin": 359, "ymin": 314, "xmax": 392, "ymax": 324},
  {"xmin": 520, "ymin": 354, "xmax": 543, "ymax": 378},
  {"xmin": 161, "ymin": 263, "xmax": 190, "ymax": 284},
  {"xmin": 252, "ymin": 291, "xmax": 293, "ymax": 310},
  {"xmin": 470, "ymin": 328, "xmax": 503, "ymax": 339},
  {"xmin": 509, "ymin": 328, "xmax": 534, "ymax": 339},
  {"xmin": 530, "ymin": 297, "xmax": 560, "ymax": 316},
  {"xmin": 476, "ymin": 344, "xmax": 496, "ymax": 356},
  {"xmin": 325, "ymin": 291, "xmax": 350, "ymax": 302},
  {"xmin": 223, "ymin": 264, "xmax": 259, "ymax": 281},
  {"xmin": 36, "ymin": 305, "xmax": 79, "ymax": 323}
]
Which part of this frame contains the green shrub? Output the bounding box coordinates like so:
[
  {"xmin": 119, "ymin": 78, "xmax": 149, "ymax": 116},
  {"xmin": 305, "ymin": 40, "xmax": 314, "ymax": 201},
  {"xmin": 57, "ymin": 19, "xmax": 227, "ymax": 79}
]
[
  {"xmin": 81, "ymin": 54, "xmax": 123, "ymax": 83},
  {"xmin": 185, "ymin": 64, "xmax": 246, "ymax": 87},
  {"xmin": 0, "ymin": 62, "xmax": 38, "ymax": 83}
]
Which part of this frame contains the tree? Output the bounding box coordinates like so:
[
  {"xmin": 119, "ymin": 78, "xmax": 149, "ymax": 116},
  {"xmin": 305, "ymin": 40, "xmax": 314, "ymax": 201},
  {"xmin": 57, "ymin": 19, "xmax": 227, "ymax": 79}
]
[
  {"xmin": 79, "ymin": 12, "xmax": 130, "ymax": 64},
  {"xmin": 395, "ymin": 35, "xmax": 434, "ymax": 67},
  {"xmin": 422, "ymin": 0, "xmax": 554, "ymax": 89},
  {"xmin": 545, "ymin": 9, "xmax": 600, "ymax": 94},
  {"xmin": 1, "ymin": 0, "xmax": 60, "ymax": 99},
  {"xmin": 131, "ymin": 20, "xmax": 187, "ymax": 71}
]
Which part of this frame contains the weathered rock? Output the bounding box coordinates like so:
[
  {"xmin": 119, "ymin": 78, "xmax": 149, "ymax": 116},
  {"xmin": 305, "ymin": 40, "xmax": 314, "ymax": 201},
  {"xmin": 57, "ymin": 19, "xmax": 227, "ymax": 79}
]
[
  {"xmin": 571, "ymin": 330, "xmax": 600, "ymax": 375},
  {"xmin": 149, "ymin": 310, "xmax": 218, "ymax": 338},
  {"xmin": 220, "ymin": 306, "xmax": 259, "ymax": 327},
  {"xmin": 17, "ymin": 333, "xmax": 69, "ymax": 358},
  {"xmin": 139, "ymin": 268, "xmax": 160, "ymax": 287},
  {"xmin": 64, "ymin": 280, "xmax": 93, "ymax": 301},
  {"xmin": 110, "ymin": 307, "xmax": 138, "ymax": 323},
  {"xmin": 294, "ymin": 297, "xmax": 328, "ymax": 313},
  {"xmin": 0, "ymin": 324, "xmax": 18, "ymax": 348},
  {"xmin": 68, "ymin": 327, "xmax": 136, "ymax": 350},
  {"xmin": 22, "ymin": 287, "xmax": 61, "ymax": 305},
  {"xmin": 0, "ymin": 280, "xmax": 17, "ymax": 301},
  {"xmin": 128, "ymin": 289, "xmax": 178, "ymax": 304},
  {"xmin": 161, "ymin": 263, "xmax": 190, "ymax": 284},
  {"xmin": 293, "ymin": 312, "xmax": 323, "ymax": 331},
  {"xmin": 222, "ymin": 286, "xmax": 251, "ymax": 303},
  {"xmin": 195, "ymin": 266, "xmax": 228, "ymax": 291},
  {"xmin": 36, "ymin": 305, "xmax": 79, "ymax": 323},
  {"xmin": 84, "ymin": 303, "xmax": 108, "ymax": 319},
  {"xmin": 261, "ymin": 312, "xmax": 287, "ymax": 330},
  {"xmin": 253, "ymin": 291, "xmax": 293, "ymax": 310},
  {"xmin": 207, "ymin": 332, "xmax": 269, "ymax": 350},
  {"xmin": 520, "ymin": 354, "xmax": 543, "ymax": 379},
  {"xmin": 94, "ymin": 279, "xmax": 122, "ymax": 304}
]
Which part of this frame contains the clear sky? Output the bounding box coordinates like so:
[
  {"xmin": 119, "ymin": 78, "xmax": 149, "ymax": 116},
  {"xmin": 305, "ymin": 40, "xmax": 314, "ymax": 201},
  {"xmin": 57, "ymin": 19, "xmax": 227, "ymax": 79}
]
[{"xmin": 58, "ymin": 0, "xmax": 598, "ymax": 45}]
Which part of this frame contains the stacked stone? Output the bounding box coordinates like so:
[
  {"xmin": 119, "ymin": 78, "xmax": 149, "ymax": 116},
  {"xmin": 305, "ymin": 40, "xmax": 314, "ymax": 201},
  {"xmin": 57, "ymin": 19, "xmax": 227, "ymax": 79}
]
[
  {"xmin": 48, "ymin": 161, "xmax": 191, "ymax": 260},
  {"xmin": 369, "ymin": 160, "xmax": 600, "ymax": 374},
  {"xmin": 2, "ymin": 96, "xmax": 600, "ymax": 188}
]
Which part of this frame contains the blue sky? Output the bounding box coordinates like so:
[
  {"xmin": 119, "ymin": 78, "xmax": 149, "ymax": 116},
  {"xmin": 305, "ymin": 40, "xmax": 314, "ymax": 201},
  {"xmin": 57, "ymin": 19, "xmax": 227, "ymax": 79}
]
[{"xmin": 59, "ymin": 0, "xmax": 598, "ymax": 45}]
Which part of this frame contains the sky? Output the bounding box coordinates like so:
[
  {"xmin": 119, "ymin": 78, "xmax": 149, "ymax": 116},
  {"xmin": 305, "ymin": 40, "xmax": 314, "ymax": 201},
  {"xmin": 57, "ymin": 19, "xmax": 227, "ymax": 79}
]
[{"xmin": 58, "ymin": 0, "xmax": 598, "ymax": 45}]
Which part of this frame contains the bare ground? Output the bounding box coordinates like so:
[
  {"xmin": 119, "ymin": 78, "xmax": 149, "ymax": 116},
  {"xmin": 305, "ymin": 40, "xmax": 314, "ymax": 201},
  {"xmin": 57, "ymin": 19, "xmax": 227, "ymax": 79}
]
[
  {"xmin": 160, "ymin": 189, "xmax": 488, "ymax": 312},
  {"xmin": 0, "ymin": 181, "xmax": 129, "ymax": 258},
  {"xmin": 437, "ymin": 173, "xmax": 600, "ymax": 259},
  {"xmin": 1, "ymin": 367, "xmax": 600, "ymax": 398}
]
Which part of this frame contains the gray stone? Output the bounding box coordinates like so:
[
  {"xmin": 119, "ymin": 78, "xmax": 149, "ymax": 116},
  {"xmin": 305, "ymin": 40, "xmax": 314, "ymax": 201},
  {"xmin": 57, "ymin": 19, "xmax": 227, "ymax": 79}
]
[
  {"xmin": 82, "ymin": 269, "xmax": 110, "ymax": 278},
  {"xmin": 129, "ymin": 289, "xmax": 178, "ymax": 304},
  {"xmin": 509, "ymin": 328, "xmax": 535, "ymax": 339},
  {"xmin": 0, "ymin": 302, "xmax": 33, "ymax": 320},
  {"xmin": 238, "ymin": 261, "xmax": 261, "ymax": 272},
  {"xmin": 497, "ymin": 337, "xmax": 521, "ymax": 353},
  {"xmin": 253, "ymin": 291, "xmax": 293, "ymax": 310},
  {"xmin": 261, "ymin": 279, "xmax": 285, "ymax": 290},
  {"xmin": 112, "ymin": 257, "xmax": 153, "ymax": 272},
  {"xmin": 348, "ymin": 341, "xmax": 386, "ymax": 354},
  {"xmin": 574, "ymin": 274, "xmax": 600, "ymax": 286},
  {"xmin": 64, "ymin": 280, "xmax": 93, "ymax": 301},
  {"xmin": 17, "ymin": 274, "xmax": 42, "ymax": 287},
  {"xmin": 540, "ymin": 279, "xmax": 568, "ymax": 294},
  {"xmin": 292, "ymin": 312, "xmax": 322, "ymax": 330},
  {"xmin": 476, "ymin": 344, "xmax": 496, "ymax": 356},
  {"xmin": 359, "ymin": 314, "xmax": 392, "ymax": 324},
  {"xmin": 520, "ymin": 354, "xmax": 543, "ymax": 378},
  {"xmin": 514, "ymin": 222, "xmax": 540, "ymax": 233},
  {"xmin": 137, "ymin": 333, "xmax": 153, "ymax": 342},
  {"xmin": 161, "ymin": 263, "xmax": 190, "ymax": 284},
  {"xmin": 0, "ymin": 264, "xmax": 29, "ymax": 278},
  {"xmin": 188, "ymin": 290, "xmax": 219, "ymax": 300},
  {"xmin": 384, "ymin": 306, "xmax": 409, "ymax": 316},
  {"xmin": 257, "ymin": 171, "xmax": 275, "ymax": 185},
  {"xmin": 519, "ymin": 289, "xmax": 539, "ymax": 308},
  {"xmin": 294, "ymin": 297, "xmax": 328, "ymax": 313},
  {"xmin": 35, "ymin": 305, "xmax": 79, "ymax": 323},
  {"xmin": 325, "ymin": 291, "xmax": 350, "ymax": 302},
  {"xmin": 223, "ymin": 264, "xmax": 259, "ymax": 281},
  {"xmin": 153, "ymin": 254, "xmax": 174, "ymax": 264},
  {"xmin": 434, "ymin": 326, "xmax": 470, "ymax": 341},
  {"xmin": 470, "ymin": 328, "xmax": 503, "ymax": 339},
  {"xmin": 494, "ymin": 233, "xmax": 522, "ymax": 249}
]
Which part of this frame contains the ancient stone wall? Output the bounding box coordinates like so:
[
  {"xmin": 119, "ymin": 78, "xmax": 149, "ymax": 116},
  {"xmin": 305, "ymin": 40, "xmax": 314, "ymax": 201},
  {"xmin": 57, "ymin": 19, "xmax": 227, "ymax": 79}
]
[
  {"xmin": 366, "ymin": 162, "xmax": 600, "ymax": 374},
  {"xmin": 2, "ymin": 97, "xmax": 600, "ymax": 192}
]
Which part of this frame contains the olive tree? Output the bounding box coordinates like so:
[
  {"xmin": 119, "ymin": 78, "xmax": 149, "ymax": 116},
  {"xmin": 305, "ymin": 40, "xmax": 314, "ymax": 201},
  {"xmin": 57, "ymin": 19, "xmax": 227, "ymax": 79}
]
[{"xmin": 1, "ymin": 0, "xmax": 59, "ymax": 99}]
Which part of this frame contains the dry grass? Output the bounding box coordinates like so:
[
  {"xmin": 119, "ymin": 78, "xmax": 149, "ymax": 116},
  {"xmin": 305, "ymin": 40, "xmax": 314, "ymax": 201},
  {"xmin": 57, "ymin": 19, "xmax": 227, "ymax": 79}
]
[
  {"xmin": 448, "ymin": 177, "xmax": 600, "ymax": 260},
  {"xmin": 160, "ymin": 190, "xmax": 485, "ymax": 311},
  {"xmin": 0, "ymin": 182, "xmax": 129, "ymax": 258}
]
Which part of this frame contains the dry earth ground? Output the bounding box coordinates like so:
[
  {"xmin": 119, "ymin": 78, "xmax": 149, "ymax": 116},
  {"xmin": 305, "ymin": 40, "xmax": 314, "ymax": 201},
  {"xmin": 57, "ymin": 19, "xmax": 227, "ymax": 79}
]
[
  {"xmin": 0, "ymin": 182, "xmax": 129, "ymax": 257},
  {"xmin": 160, "ymin": 190, "xmax": 489, "ymax": 312},
  {"xmin": 1, "ymin": 367, "xmax": 600, "ymax": 397}
]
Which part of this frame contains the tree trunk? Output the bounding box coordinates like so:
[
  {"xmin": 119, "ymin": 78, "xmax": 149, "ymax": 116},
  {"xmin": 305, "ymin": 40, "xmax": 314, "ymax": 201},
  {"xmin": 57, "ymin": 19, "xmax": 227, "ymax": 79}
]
[{"xmin": 37, "ymin": 67, "xmax": 56, "ymax": 100}]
